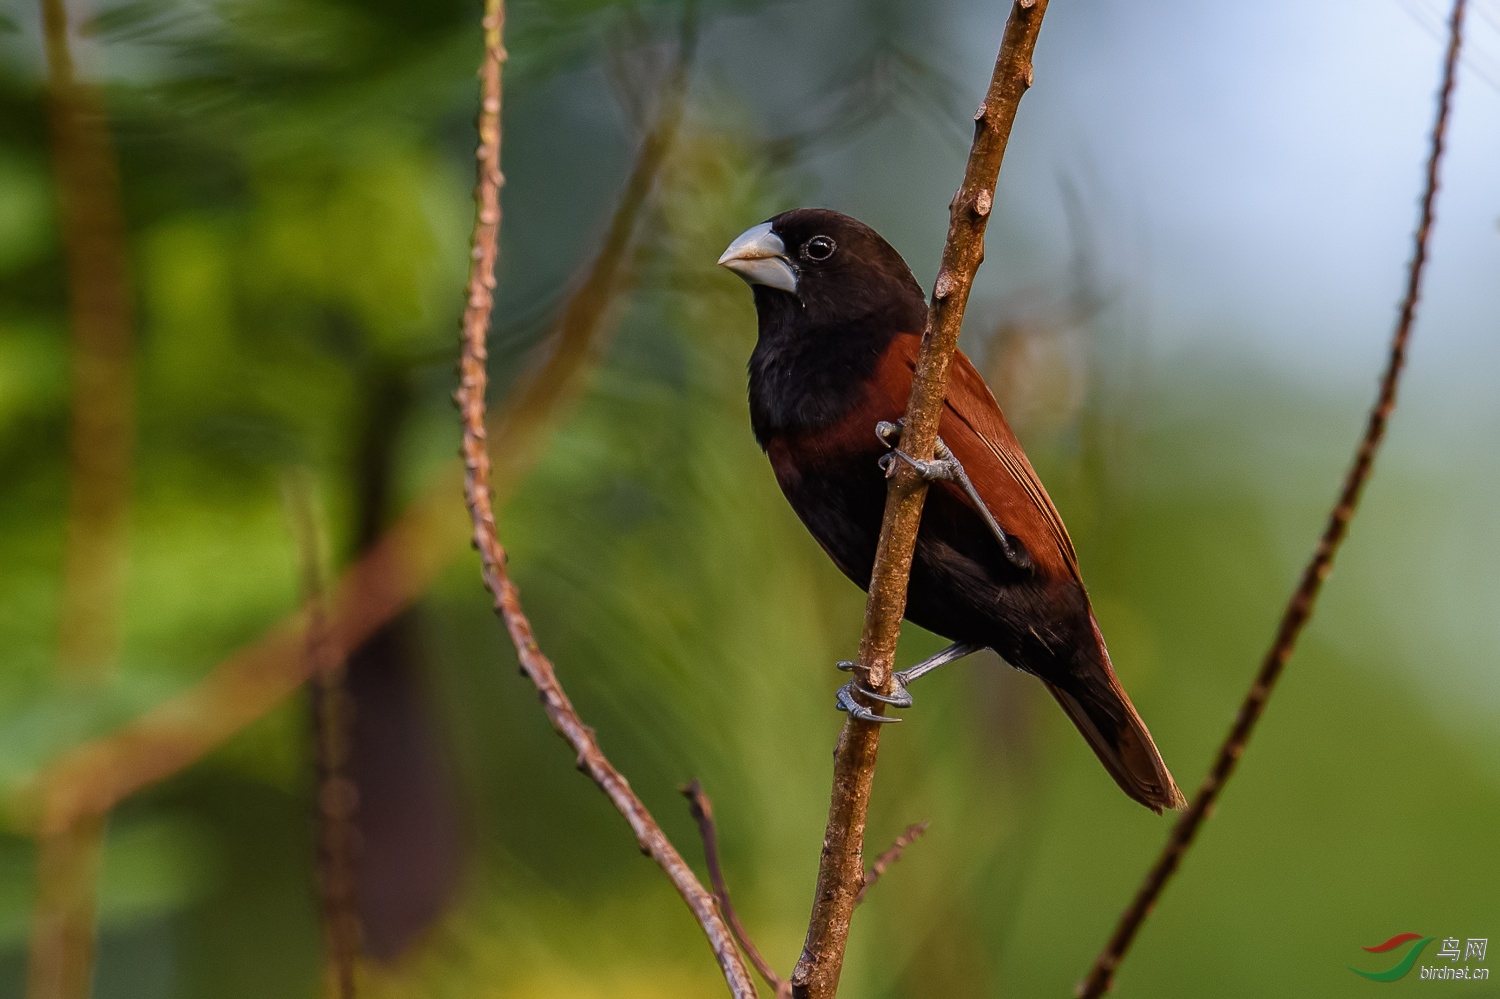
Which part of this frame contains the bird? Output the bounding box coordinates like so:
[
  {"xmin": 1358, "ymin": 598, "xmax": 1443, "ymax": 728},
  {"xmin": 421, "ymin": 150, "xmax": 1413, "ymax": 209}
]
[{"xmin": 717, "ymin": 207, "xmax": 1185, "ymax": 813}]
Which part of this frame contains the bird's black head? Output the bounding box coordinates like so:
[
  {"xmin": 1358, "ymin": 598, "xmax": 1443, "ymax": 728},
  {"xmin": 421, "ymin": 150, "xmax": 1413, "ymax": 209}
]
[
  {"xmin": 719, "ymin": 208, "xmax": 926, "ymax": 334},
  {"xmin": 719, "ymin": 208, "xmax": 927, "ymax": 443}
]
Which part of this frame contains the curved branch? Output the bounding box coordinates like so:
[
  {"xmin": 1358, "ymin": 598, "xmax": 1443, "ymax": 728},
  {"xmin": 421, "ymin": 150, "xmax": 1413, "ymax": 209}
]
[
  {"xmin": 1076, "ymin": 2, "xmax": 1468, "ymax": 994},
  {"xmin": 454, "ymin": 5, "xmax": 754, "ymax": 997},
  {"xmin": 13, "ymin": 7, "xmax": 696, "ymax": 840},
  {"xmin": 789, "ymin": 4, "xmax": 1050, "ymax": 997}
]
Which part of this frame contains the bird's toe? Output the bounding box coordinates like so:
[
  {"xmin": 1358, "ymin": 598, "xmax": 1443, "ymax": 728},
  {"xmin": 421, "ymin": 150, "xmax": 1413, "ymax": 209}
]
[{"xmin": 835, "ymin": 682, "xmax": 902, "ymax": 724}]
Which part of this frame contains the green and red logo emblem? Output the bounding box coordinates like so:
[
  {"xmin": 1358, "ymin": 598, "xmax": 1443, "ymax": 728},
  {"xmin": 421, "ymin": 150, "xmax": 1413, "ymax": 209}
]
[
  {"xmin": 1348, "ymin": 933, "xmax": 1489, "ymax": 982},
  {"xmin": 1348, "ymin": 934, "xmax": 1434, "ymax": 981}
]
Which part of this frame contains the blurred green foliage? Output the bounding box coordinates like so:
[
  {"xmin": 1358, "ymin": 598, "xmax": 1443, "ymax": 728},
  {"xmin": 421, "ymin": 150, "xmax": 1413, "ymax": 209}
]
[{"xmin": 1, "ymin": 0, "xmax": 1497, "ymax": 997}]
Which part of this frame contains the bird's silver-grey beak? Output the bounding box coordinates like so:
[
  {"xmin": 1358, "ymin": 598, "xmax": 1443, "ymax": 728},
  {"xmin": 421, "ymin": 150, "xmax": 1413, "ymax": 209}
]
[{"xmin": 717, "ymin": 222, "xmax": 798, "ymax": 293}]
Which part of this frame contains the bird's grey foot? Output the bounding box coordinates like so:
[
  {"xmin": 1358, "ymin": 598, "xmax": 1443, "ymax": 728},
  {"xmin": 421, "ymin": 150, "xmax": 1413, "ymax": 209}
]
[
  {"xmin": 835, "ymin": 680, "xmax": 906, "ymax": 723},
  {"xmin": 833, "ymin": 641, "xmax": 985, "ymax": 722},
  {"xmin": 835, "ymin": 656, "xmax": 912, "ymax": 722},
  {"xmin": 834, "ymin": 657, "xmax": 912, "ymax": 705},
  {"xmin": 873, "ymin": 421, "xmax": 1031, "ymax": 571},
  {"xmin": 875, "ymin": 420, "xmax": 955, "ymax": 481},
  {"xmin": 875, "ymin": 422, "xmax": 956, "ymax": 483}
]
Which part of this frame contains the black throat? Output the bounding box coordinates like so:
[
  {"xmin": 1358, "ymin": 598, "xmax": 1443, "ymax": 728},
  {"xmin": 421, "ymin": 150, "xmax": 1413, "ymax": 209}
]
[{"xmin": 746, "ymin": 286, "xmax": 907, "ymax": 448}]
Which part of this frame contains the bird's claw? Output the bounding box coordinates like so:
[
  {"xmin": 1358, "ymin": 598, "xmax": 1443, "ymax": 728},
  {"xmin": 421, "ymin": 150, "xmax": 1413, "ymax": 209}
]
[
  {"xmin": 873, "ymin": 419, "xmax": 1032, "ymax": 572},
  {"xmin": 873, "ymin": 421, "xmax": 961, "ymax": 483},
  {"xmin": 835, "ymin": 681, "xmax": 903, "ymax": 724},
  {"xmin": 886, "ymin": 447, "xmax": 959, "ymax": 483},
  {"xmin": 834, "ymin": 653, "xmax": 915, "ymax": 724},
  {"xmin": 836, "ymin": 659, "xmax": 914, "ymax": 704},
  {"xmin": 863, "ymin": 678, "xmax": 914, "ymax": 707}
]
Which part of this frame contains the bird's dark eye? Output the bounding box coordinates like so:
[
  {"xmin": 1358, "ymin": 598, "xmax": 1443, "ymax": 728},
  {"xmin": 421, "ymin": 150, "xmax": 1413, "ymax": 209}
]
[{"xmin": 803, "ymin": 235, "xmax": 836, "ymax": 261}]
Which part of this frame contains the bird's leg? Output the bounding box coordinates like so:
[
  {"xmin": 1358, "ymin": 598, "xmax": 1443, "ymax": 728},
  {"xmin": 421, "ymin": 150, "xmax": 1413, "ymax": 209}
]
[
  {"xmin": 834, "ymin": 641, "xmax": 985, "ymax": 722},
  {"xmin": 874, "ymin": 420, "xmax": 1031, "ymax": 571}
]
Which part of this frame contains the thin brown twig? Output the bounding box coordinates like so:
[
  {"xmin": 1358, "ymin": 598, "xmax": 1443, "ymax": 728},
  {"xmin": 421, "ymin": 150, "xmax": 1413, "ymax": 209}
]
[
  {"xmin": 285, "ymin": 474, "xmax": 361, "ymax": 999},
  {"xmin": 454, "ymin": 5, "xmax": 754, "ymax": 997},
  {"xmin": 681, "ymin": 781, "xmax": 792, "ymax": 999},
  {"xmin": 855, "ymin": 821, "xmax": 928, "ymax": 905},
  {"xmin": 11, "ymin": 12, "xmax": 696, "ymax": 839},
  {"xmin": 1076, "ymin": 3, "xmax": 1468, "ymax": 995},
  {"xmin": 789, "ymin": 4, "xmax": 1050, "ymax": 997}
]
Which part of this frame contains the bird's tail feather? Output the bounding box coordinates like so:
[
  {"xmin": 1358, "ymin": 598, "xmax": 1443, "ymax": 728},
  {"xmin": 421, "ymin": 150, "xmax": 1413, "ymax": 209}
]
[{"xmin": 1041, "ymin": 622, "xmax": 1185, "ymax": 814}]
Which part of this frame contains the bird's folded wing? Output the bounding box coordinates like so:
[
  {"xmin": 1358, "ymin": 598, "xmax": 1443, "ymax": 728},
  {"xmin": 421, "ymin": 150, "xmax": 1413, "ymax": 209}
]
[
  {"xmin": 941, "ymin": 350, "xmax": 1080, "ymax": 575},
  {"xmin": 884, "ymin": 334, "xmax": 1080, "ymax": 578}
]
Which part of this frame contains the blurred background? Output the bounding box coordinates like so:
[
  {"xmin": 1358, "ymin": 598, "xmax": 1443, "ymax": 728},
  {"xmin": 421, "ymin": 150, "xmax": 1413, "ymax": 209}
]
[{"xmin": 1, "ymin": 0, "xmax": 1498, "ymax": 996}]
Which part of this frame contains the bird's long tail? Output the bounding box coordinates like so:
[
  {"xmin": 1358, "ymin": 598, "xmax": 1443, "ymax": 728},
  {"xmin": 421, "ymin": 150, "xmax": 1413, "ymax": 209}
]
[{"xmin": 1041, "ymin": 619, "xmax": 1186, "ymax": 814}]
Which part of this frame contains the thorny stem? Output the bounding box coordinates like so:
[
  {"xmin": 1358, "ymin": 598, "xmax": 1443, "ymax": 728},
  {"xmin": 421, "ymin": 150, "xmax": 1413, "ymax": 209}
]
[
  {"xmin": 454, "ymin": 4, "xmax": 755, "ymax": 997},
  {"xmin": 1075, "ymin": 2, "xmax": 1468, "ymax": 995},
  {"xmin": 790, "ymin": 3, "xmax": 1050, "ymax": 997},
  {"xmin": 19, "ymin": 8, "xmax": 696, "ymax": 841}
]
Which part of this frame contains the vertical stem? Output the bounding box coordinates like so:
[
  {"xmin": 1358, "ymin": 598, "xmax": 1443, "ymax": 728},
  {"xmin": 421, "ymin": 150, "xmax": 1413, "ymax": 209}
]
[
  {"xmin": 789, "ymin": 4, "xmax": 1050, "ymax": 996},
  {"xmin": 1076, "ymin": 1, "xmax": 1468, "ymax": 994}
]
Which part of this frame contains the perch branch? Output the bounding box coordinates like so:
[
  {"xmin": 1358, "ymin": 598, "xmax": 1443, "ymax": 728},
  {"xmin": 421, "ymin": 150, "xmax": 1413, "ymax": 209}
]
[
  {"xmin": 855, "ymin": 821, "xmax": 928, "ymax": 905},
  {"xmin": 682, "ymin": 781, "xmax": 792, "ymax": 999},
  {"xmin": 454, "ymin": 5, "xmax": 754, "ymax": 997},
  {"xmin": 12, "ymin": 10, "xmax": 695, "ymax": 838},
  {"xmin": 1076, "ymin": 2, "xmax": 1467, "ymax": 994},
  {"xmin": 789, "ymin": 3, "xmax": 1050, "ymax": 997}
]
